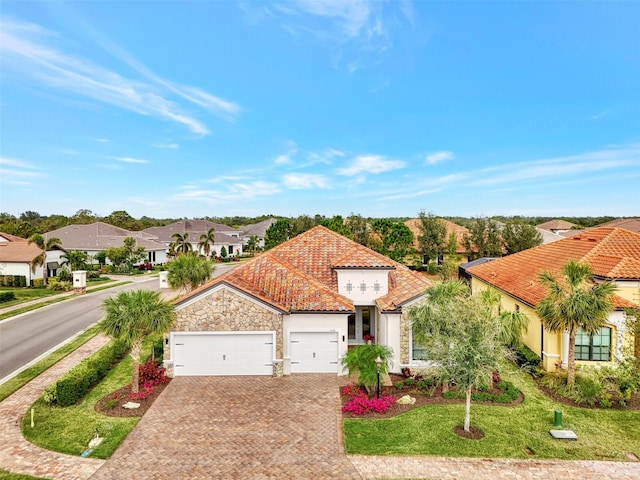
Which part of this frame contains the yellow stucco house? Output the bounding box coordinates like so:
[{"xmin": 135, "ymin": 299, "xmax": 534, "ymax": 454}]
[{"xmin": 464, "ymin": 227, "xmax": 640, "ymax": 371}]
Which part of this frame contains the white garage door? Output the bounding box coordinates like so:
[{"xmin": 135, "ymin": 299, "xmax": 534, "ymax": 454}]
[
  {"xmin": 172, "ymin": 332, "xmax": 274, "ymax": 376},
  {"xmin": 290, "ymin": 331, "xmax": 339, "ymax": 373}
]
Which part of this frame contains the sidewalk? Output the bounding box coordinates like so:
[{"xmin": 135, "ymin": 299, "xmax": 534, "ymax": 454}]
[{"xmin": 0, "ymin": 335, "xmax": 109, "ymax": 480}]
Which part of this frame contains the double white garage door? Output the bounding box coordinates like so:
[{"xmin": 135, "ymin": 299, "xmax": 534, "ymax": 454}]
[{"xmin": 172, "ymin": 331, "xmax": 339, "ymax": 376}]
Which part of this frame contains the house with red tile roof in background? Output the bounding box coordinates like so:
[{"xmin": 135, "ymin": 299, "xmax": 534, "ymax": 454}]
[
  {"xmin": 162, "ymin": 225, "xmax": 431, "ymax": 377},
  {"xmin": 464, "ymin": 227, "xmax": 640, "ymax": 371},
  {"xmin": 0, "ymin": 232, "xmax": 65, "ymax": 285},
  {"xmin": 405, "ymin": 218, "xmax": 470, "ymax": 265}
]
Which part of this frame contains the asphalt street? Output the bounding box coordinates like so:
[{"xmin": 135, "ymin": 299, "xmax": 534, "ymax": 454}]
[{"xmin": 0, "ymin": 277, "xmax": 160, "ymax": 381}]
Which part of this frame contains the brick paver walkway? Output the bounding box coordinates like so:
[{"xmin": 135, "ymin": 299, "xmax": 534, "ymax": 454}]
[
  {"xmin": 350, "ymin": 455, "xmax": 640, "ymax": 479},
  {"xmin": 0, "ymin": 335, "xmax": 109, "ymax": 480},
  {"xmin": 90, "ymin": 375, "xmax": 362, "ymax": 480}
]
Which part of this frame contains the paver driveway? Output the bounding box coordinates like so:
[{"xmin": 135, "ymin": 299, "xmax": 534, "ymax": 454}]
[{"xmin": 90, "ymin": 375, "xmax": 362, "ymax": 480}]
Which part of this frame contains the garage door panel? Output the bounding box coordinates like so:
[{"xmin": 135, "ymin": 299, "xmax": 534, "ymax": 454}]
[
  {"xmin": 173, "ymin": 333, "xmax": 273, "ymax": 376},
  {"xmin": 290, "ymin": 332, "xmax": 339, "ymax": 373}
]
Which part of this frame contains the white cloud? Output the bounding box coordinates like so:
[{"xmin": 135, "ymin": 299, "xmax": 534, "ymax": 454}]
[
  {"xmin": 0, "ymin": 156, "xmax": 36, "ymax": 168},
  {"xmin": 337, "ymin": 154, "xmax": 405, "ymax": 176},
  {"xmin": 0, "ymin": 18, "xmax": 241, "ymax": 136},
  {"xmin": 425, "ymin": 150, "xmax": 454, "ymax": 165},
  {"xmin": 153, "ymin": 143, "xmax": 179, "ymax": 149},
  {"xmin": 274, "ymin": 154, "xmax": 291, "ymax": 165},
  {"xmin": 283, "ymin": 173, "xmax": 330, "ymax": 189},
  {"xmin": 379, "ymin": 188, "xmax": 441, "ymax": 201},
  {"xmin": 0, "ymin": 156, "xmax": 42, "ymax": 179},
  {"xmin": 114, "ymin": 156, "xmax": 150, "ymax": 164},
  {"xmin": 93, "ymin": 138, "xmax": 109, "ymax": 143}
]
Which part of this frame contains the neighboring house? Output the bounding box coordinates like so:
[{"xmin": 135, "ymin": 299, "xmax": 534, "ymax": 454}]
[
  {"xmin": 592, "ymin": 217, "xmax": 640, "ymax": 235},
  {"xmin": 405, "ymin": 218, "xmax": 470, "ymax": 264},
  {"xmin": 465, "ymin": 227, "xmax": 640, "ymax": 372},
  {"xmin": 536, "ymin": 227, "xmax": 564, "ymax": 244},
  {"xmin": 44, "ymin": 222, "xmax": 168, "ymax": 266},
  {"xmin": 142, "ymin": 220, "xmax": 243, "ymax": 257},
  {"xmin": 0, "ymin": 232, "xmax": 45, "ymax": 284},
  {"xmin": 239, "ymin": 218, "xmax": 277, "ymax": 249},
  {"xmin": 536, "ymin": 219, "xmax": 577, "ymax": 235},
  {"xmin": 163, "ymin": 225, "xmax": 431, "ymax": 377}
]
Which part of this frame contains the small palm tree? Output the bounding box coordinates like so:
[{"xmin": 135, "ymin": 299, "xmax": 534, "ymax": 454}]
[
  {"xmin": 246, "ymin": 235, "xmax": 259, "ymax": 256},
  {"xmin": 100, "ymin": 290, "xmax": 176, "ymax": 394},
  {"xmin": 28, "ymin": 234, "xmax": 62, "ymax": 286},
  {"xmin": 167, "ymin": 254, "xmax": 214, "ymax": 293},
  {"xmin": 61, "ymin": 250, "xmax": 89, "ymax": 271},
  {"xmin": 536, "ymin": 260, "xmax": 616, "ymax": 385},
  {"xmin": 197, "ymin": 227, "xmax": 216, "ymax": 258},
  {"xmin": 171, "ymin": 232, "xmax": 193, "ymax": 255}
]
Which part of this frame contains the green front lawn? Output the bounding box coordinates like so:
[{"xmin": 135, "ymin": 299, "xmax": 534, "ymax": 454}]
[
  {"xmin": 0, "ymin": 288, "xmax": 60, "ymax": 308},
  {"xmin": 22, "ymin": 349, "xmax": 142, "ymax": 459},
  {"xmin": 344, "ymin": 363, "xmax": 640, "ymax": 460}
]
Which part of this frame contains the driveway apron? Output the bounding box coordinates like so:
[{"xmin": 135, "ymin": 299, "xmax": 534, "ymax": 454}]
[{"xmin": 90, "ymin": 375, "xmax": 362, "ymax": 480}]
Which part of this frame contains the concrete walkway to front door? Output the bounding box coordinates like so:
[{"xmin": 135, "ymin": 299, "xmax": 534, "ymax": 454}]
[{"xmin": 89, "ymin": 375, "xmax": 362, "ymax": 480}]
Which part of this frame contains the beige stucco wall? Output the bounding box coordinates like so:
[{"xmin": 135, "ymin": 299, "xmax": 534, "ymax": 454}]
[
  {"xmin": 471, "ymin": 277, "xmax": 628, "ymax": 371},
  {"xmin": 614, "ymin": 282, "xmax": 640, "ymax": 304},
  {"xmin": 165, "ymin": 285, "xmax": 284, "ymax": 373}
]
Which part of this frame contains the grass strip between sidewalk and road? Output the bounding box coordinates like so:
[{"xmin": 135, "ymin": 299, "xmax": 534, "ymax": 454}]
[
  {"xmin": 0, "ymin": 469, "xmax": 51, "ymax": 480},
  {"xmin": 343, "ymin": 362, "xmax": 640, "ymax": 461},
  {"xmin": 0, "ymin": 325, "xmax": 101, "ymax": 403}
]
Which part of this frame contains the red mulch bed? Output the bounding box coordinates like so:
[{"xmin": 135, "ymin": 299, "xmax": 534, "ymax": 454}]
[
  {"xmin": 94, "ymin": 380, "xmax": 171, "ymax": 418},
  {"xmin": 340, "ymin": 374, "xmax": 524, "ymax": 420}
]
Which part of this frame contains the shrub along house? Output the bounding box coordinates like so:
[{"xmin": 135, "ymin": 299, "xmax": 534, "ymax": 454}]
[
  {"xmin": 163, "ymin": 226, "xmax": 431, "ymax": 377},
  {"xmin": 0, "ymin": 232, "xmax": 46, "ymax": 286},
  {"xmin": 465, "ymin": 227, "xmax": 640, "ymax": 371}
]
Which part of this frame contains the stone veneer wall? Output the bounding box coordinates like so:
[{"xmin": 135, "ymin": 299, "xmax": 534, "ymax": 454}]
[
  {"xmin": 164, "ymin": 287, "xmax": 284, "ymax": 375},
  {"xmin": 399, "ymin": 308, "xmax": 411, "ymax": 364}
]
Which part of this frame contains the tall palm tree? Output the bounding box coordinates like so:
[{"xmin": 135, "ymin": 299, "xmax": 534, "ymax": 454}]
[
  {"xmin": 28, "ymin": 234, "xmax": 62, "ymax": 285},
  {"xmin": 197, "ymin": 227, "xmax": 216, "ymax": 258},
  {"xmin": 536, "ymin": 260, "xmax": 616, "ymax": 385},
  {"xmin": 171, "ymin": 232, "xmax": 193, "ymax": 255},
  {"xmin": 100, "ymin": 290, "xmax": 176, "ymax": 394}
]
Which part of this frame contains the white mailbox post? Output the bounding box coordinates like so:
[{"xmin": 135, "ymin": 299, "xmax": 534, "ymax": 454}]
[
  {"xmin": 72, "ymin": 270, "xmax": 87, "ymax": 293},
  {"xmin": 159, "ymin": 271, "xmax": 169, "ymax": 289}
]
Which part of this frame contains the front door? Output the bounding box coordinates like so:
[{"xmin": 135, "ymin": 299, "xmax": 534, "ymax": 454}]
[{"xmin": 348, "ymin": 306, "xmax": 375, "ymax": 345}]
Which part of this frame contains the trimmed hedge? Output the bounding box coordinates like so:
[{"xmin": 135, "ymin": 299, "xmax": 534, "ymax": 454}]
[
  {"xmin": 0, "ymin": 291, "xmax": 16, "ymax": 303},
  {"xmin": 43, "ymin": 340, "xmax": 128, "ymax": 407},
  {"xmin": 0, "ymin": 275, "xmax": 26, "ymax": 287}
]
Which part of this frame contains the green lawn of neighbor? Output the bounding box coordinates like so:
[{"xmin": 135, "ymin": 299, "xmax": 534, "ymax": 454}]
[{"xmin": 344, "ymin": 362, "xmax": 640, "ymax": 461}]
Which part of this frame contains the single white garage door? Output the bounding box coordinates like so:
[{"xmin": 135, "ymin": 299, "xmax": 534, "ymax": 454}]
[
  {"xmin": 172, "ymin": 332, "xmax": 274, "ymax": 376},
  {"xmin": 290, "ymin": 331, "xmax": 339, "ymax": 373}
]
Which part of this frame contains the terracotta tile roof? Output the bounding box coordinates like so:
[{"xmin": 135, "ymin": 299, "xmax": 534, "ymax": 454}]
[
  {"xmin": 0, "ymin": 233, "xmax": 42, "ymax": 263},
  {"xmin": 177, "ymin": 225, "xmax": 431, "ymax": 312},
  {"xmin": 467, "ymin": 227, "xmax": 640, "ymax": 309},
  {"xmin": 404, "ymin": 218, "xmax": 469, "ymax": 254}
]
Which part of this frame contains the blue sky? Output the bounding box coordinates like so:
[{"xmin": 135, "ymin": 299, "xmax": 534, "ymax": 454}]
[{"xmin": 1, "ymin": 1, "xmax": 639, "ymax": 220}]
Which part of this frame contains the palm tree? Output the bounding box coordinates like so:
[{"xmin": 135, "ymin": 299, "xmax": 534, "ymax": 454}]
[
  {"xmin": 246, "ymin": 235, "xmax": 259, "ymax": 256},
  {"xmin": 167, "ymin": 254, "xmax": 214, "ymax": 293},
  {"xmin": 100, "ymin": 290, "xmax": 175, "ymax": 394},
  {"xmin": 536, "ymin": 260, "xmax": 616, "ymax": 385},
  {"xmin": 61, "ymin": 250, "xmax": 89, "ymax": 271},
  {"xmin": 171, "ymin": 232, "xmax": 193, "ymax": 255},
  {"xmin": 28, "ymin": 234, "xmax": 62, "ymax": 286},
  {"xmin": 197, "ymin": 227, "xmax": 216, "ymax": 258}
]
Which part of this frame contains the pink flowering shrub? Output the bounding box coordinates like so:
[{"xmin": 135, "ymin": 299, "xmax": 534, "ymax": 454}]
[
  {"xmin": 128, "ymin": 381, "xmax": 154, "ymax": 400},
  {"xmin": 342, "ymin": 392, "xmax": 397, "ymax": 416}
]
